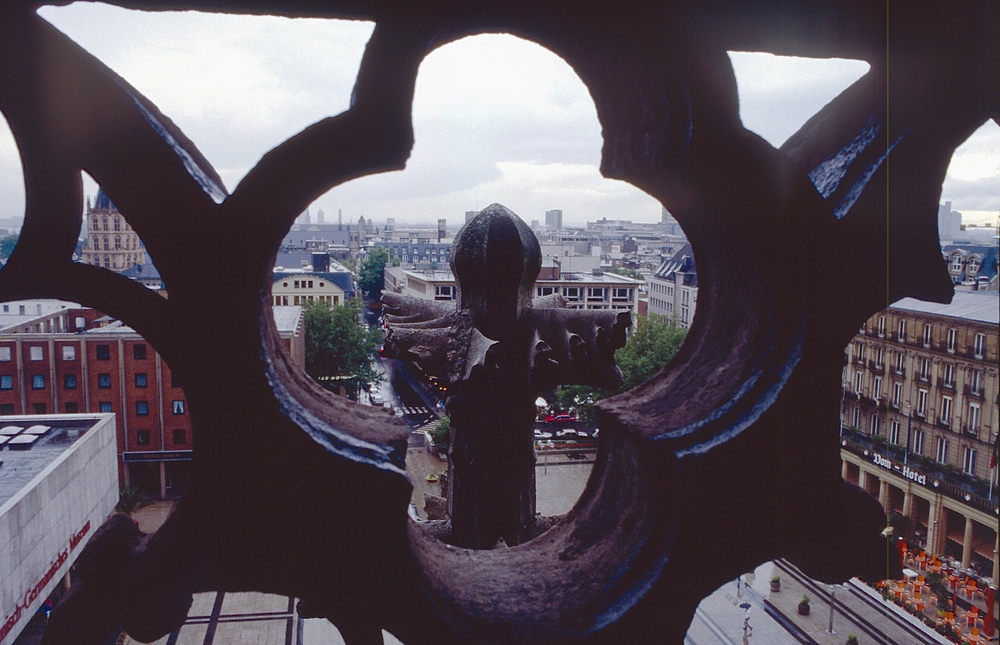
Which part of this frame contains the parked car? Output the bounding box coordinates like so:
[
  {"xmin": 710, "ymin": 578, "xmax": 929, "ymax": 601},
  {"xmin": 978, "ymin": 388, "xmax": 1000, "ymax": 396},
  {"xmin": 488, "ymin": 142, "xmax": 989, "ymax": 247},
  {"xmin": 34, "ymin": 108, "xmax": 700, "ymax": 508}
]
[
  {"xmin": 545, "ymin": 413, "xmax": 578, "ymax": 424},
  {"xmin": 371, "ymin": 393, "xmax": 384, "ymax": 405},
  {"xmin": 534, "ymin": 430, "xmax": 553, "ymax": 439}
]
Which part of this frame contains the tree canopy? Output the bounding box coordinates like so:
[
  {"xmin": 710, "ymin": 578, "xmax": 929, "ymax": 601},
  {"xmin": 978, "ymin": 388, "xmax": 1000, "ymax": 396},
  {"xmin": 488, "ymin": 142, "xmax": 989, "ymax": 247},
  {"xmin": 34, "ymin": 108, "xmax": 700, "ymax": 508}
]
[
  {"xmin": 358, "ymin": 247, "xmax": 397, "ymax": 301},
  {"xmin": 552, "ymin": 314, "xmax": 686, "ymax": 422},
  {"xmin": 303, "ymin": 298, "xmax": 383, "ymax": 398}
]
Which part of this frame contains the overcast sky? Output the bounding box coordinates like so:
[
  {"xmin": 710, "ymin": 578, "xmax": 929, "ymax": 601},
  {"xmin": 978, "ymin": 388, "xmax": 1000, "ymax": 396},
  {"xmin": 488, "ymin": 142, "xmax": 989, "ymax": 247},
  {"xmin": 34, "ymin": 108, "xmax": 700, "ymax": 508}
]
[{"xmin": 0, "ymin": 5, "xmax": 994, "ymax": 228}]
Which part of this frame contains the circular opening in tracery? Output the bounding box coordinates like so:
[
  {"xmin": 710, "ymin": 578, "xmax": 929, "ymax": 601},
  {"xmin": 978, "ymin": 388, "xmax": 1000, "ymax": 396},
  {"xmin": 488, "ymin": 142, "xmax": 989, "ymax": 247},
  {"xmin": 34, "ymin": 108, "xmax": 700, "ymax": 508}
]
[{"xmin": 315, "ymin": 33, "xmax": 674, "ymax": 547}]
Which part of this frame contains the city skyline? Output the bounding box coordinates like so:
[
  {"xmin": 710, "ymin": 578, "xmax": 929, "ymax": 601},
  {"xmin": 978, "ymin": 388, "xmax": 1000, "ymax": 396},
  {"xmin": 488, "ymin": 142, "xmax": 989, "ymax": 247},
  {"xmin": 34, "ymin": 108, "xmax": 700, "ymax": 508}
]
[{"xmin": 0, "ymin": 5, "xmax": 994, "ymax": 228}]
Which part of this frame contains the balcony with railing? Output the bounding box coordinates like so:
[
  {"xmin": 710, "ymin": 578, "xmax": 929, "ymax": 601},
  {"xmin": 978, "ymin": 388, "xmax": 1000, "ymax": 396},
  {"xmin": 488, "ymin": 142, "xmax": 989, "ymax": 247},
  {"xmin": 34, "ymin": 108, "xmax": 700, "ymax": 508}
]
[
  {"xmin": 936, "ymin": 377, "xmax": 956, "ymax": 392},
  {"xmin": 891, "ymin": 365, "xmax": 906, "ymax": 378},
  {"xmin": 963, "ymin": 384, "xmax": 984, "ymax": 399},
  {"xmin": 962, "ymin": 424, "xmax": 980, "ymax": 440},
  {"xmin": 840, "ymin": 430, "xmax": 999, "ymax": 514},
  {"xmin": 868, "ymin": 359, "xmax": 885, "ymax": 374}
]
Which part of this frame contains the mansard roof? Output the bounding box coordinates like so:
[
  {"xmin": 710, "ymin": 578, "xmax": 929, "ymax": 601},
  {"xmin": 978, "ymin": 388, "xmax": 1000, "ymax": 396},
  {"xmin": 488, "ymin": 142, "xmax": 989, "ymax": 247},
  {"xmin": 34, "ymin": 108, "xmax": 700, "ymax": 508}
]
[{"xmin": 653, "ymin": 243, "xmax": 697, "ymax": 287}]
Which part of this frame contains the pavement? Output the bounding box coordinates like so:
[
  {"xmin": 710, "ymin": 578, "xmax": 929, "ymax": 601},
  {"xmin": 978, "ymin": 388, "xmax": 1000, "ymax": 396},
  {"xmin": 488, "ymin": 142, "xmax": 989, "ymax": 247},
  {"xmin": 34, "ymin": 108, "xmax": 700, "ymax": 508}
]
[{"xmin": 88, "ymin": 457, "xmax": 987, "ymax": 645}]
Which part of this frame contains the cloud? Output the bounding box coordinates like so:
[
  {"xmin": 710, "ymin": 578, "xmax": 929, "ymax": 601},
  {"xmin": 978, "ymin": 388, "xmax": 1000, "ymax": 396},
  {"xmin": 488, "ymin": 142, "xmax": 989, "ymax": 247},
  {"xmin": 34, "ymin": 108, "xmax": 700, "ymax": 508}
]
[
  {"xmin": 728, "ymin": 52, "xmax": 871, "ymax": 148},
  {"xmin": 2, "ymin": 10, "xmax": 993, "ymax": 231},
  {"xmin": 36, "ymin": 5, "xmax": 373, "ymax": 193}
]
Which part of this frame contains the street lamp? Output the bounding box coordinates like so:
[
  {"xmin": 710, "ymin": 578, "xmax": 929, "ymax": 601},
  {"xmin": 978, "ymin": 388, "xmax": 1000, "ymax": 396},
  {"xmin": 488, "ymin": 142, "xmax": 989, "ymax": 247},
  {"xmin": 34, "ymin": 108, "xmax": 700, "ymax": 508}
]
[
  {"xmin": 826, "ymin": 583, "xmax": 850, "ymax": 635},
  {"xmin": 904, "ymin": 403, "xmax": 912, "ymax": 465}
]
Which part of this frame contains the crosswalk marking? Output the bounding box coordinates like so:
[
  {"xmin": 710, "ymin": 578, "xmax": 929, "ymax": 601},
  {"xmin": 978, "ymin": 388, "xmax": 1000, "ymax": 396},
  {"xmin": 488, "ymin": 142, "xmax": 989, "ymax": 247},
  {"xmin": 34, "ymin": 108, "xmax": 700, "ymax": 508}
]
[{"xmin": 403, "ymin": 406, "xmax": 430, "ymax": 416}]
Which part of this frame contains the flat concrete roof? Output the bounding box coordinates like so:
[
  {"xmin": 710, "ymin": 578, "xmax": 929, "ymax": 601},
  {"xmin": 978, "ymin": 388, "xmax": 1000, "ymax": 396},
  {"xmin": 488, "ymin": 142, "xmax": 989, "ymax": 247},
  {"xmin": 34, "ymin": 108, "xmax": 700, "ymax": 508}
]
[
  {"xmin": 0, "ymin": 415, "xmax": 107, "ymax": 508},
  {"xmin": 891, "ymin": 291, "xmax": 999, "ymax": 325},
  {"xmin": 273, "ymin": 306, "xmax": 303, "ymax": 334}
]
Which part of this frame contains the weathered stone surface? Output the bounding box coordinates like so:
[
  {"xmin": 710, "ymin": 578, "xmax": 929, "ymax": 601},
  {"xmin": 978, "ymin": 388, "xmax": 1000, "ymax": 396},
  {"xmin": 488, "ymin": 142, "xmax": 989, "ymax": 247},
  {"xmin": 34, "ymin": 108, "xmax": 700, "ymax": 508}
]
[{"xmin": 0, "ymin": 0, "xmax": 988, "ymax": 642}]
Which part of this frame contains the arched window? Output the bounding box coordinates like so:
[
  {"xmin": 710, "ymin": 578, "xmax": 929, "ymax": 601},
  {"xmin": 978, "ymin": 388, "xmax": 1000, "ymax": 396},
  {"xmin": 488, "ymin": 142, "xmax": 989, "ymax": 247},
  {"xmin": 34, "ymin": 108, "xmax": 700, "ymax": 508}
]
[
  {"xmin": 103, "ymin": 236, "xmax": 109, "ymax": 250},
  {"xmin": 102, "ymin": 217, "xmax": 108, "ymax": 231},
  {"xmin": 103, "ymin": 256, "xmax": 110, "ymax": 268},
  {"xmin": 115, "ymin": 236, "xmax": 122, "ymax": 249},
  {"xmin": 114, "ymin": 218, "xmax": 120, "ymax": 231}
]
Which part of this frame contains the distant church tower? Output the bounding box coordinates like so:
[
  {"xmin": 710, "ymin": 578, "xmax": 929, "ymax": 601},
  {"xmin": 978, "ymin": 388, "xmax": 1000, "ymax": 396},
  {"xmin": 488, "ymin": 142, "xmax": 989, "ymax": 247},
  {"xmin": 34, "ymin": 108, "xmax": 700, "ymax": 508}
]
[{"xmin": 80, "ymin": 189, "xmax": 146, "ymax": 271}]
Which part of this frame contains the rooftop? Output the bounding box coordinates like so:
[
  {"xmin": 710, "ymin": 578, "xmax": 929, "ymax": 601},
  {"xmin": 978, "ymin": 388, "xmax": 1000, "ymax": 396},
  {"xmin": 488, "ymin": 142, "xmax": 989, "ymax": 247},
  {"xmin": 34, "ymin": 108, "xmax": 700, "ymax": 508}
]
[
  {"xmin": 541, "ymin": 271, "xmax": 644, "ymax": 284},
  {"xmin": 402, "ymin": 269, "xmax": 457, "ymax": 282},
  {"xmin": 0, "ymin": 414, "xmax": 109, "ymax": 509},
  {"xmin": 891, "ymin": 291, "xmax": 999, "ymax": 325},
  {"xmin": 272, "ymin": 306, "xmax": 304, "ymax": 335}
]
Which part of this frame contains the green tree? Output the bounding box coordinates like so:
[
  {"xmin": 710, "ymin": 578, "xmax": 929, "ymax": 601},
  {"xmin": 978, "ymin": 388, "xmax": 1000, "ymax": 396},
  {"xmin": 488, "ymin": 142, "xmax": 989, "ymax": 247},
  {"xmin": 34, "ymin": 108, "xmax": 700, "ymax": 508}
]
[
  {"xmin": 358, "ymin": 247, "xmax": 397, "ymax": 301},
  {"xmin": 613, "ymin": 314, "xmax": 687, "ymax": 390},
  {"xmin": 0, "ymin": 234, "xmax": 18, "ymax": 259},
  {"xmin": 303, "ymin": 298, "xmax": 383, "ymax": 398},
  {"xmin": 551, "ymin": 314, "xmax": 686, "ymax": 419},
  {"xmin": 429, "ymin": 416, "xmax": 450, "ymax": 451}
]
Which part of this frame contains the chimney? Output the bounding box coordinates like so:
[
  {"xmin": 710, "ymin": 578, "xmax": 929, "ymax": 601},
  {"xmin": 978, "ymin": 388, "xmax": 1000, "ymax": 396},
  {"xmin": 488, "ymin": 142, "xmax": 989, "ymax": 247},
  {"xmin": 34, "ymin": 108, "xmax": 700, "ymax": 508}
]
[{"xmin": 311, "ymin": 252, "xmax": 330, "ymax": 272}]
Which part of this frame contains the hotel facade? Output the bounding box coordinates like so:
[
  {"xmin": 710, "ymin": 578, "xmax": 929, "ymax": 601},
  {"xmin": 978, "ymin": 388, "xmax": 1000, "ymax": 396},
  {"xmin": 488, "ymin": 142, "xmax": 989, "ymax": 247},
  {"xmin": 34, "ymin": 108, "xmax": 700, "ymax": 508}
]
[{"xmin": 839, "ymin": 291, "xmax": 998, "ymax": 582}]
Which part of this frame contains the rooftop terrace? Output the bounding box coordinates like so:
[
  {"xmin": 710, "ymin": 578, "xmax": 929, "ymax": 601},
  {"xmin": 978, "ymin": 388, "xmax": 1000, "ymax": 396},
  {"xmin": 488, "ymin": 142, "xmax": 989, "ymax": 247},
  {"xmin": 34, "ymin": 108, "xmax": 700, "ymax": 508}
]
[{"xmin": 0, "ymin": 415, "xmax": 109, "ymax": 509}]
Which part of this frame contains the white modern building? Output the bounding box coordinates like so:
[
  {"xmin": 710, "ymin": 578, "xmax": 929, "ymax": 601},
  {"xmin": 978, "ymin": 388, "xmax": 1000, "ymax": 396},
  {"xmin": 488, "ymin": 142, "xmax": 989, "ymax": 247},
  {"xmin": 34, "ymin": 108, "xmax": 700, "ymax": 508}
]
[
  {"xmin": 0, "ymin": 413, "xmax": 118, "ymax": 644},
  {"xmin": 383, "ymin": 264, "xmax": 642, "ymax": 314}
]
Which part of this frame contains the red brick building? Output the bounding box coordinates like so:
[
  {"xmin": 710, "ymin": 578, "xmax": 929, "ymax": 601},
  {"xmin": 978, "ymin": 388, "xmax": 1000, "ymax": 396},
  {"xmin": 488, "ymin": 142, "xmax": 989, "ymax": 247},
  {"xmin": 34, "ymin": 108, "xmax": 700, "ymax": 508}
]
[{"xmin": 0, "ymin": 305, "xmax": 304, "ymax": 498}]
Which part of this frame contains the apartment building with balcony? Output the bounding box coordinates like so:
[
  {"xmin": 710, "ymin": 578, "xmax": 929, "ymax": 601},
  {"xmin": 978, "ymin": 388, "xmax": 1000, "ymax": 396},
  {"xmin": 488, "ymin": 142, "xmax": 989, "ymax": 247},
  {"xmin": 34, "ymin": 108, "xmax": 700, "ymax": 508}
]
[{"xmin": 839, "ymin": 291, "xmax": 998, "ymax": 582}]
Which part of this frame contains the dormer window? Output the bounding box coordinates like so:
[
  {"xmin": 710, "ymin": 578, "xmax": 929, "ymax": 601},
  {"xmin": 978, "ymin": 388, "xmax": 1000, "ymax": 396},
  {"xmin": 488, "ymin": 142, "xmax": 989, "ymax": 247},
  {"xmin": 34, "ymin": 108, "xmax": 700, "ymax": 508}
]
[{"xmin": 950, "ymin": 253, "xmax": 963, "ymax": 272}]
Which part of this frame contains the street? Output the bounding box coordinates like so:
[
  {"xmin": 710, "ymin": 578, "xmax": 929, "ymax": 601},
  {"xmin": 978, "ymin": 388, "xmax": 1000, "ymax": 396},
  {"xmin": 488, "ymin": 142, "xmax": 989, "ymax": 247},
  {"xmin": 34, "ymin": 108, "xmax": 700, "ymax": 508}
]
[{"xmin": 365, "ymin": 357, "xmax": 440, "ymax": 430}]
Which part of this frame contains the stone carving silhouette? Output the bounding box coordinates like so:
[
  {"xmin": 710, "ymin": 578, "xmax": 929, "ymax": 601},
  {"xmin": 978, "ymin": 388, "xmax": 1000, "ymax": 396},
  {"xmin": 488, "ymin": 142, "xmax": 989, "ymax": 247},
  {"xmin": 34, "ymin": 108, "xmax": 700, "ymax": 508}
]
[
  {"xmin": 0, "ymin": 0, "xmax": 991, "ymax": 642},
  {"xmin": 382, "ymin": 203, "xmax": 629, "ymax": 549}
]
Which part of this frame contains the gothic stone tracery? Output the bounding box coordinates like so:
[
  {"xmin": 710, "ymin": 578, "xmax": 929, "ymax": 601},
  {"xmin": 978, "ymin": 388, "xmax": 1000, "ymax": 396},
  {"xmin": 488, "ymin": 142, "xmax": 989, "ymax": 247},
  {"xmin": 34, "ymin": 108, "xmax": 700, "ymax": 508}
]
[{"xmin": 0, "ymin": 0, "xmax": 995, "ymax": 643}]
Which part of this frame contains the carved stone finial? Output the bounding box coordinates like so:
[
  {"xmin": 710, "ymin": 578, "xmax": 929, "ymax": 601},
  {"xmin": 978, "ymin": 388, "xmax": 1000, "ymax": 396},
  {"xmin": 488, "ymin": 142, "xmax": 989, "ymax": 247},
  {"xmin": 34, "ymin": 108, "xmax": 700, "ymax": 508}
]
[{"xmin": 451, "ymin": 203, "xmax": 541, "ymax": 338}]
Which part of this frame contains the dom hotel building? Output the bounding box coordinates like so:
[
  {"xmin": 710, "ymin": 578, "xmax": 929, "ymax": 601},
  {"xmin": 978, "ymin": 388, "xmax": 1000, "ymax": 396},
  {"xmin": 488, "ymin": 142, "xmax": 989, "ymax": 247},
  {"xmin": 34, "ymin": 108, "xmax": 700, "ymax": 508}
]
[{"xmin": 839, "ymin": 291, "xmax": 998, "ymax": 582}]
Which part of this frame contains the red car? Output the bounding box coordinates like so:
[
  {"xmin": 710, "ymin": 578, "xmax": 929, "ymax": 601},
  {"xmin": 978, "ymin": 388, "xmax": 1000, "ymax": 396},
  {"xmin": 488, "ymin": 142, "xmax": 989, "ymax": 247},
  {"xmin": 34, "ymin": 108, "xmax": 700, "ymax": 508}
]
[{"xmin": 545, "ymin": 413, "xmax": 577, "ymax": 424}]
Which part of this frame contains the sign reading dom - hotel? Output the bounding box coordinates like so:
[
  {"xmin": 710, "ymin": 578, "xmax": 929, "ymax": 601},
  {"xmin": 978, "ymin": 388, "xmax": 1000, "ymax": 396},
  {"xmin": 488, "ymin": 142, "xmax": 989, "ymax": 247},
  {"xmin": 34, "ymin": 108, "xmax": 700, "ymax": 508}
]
[{"xmin": 871, "ymin": 453, "xmax": 929, "ymax": 486}]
